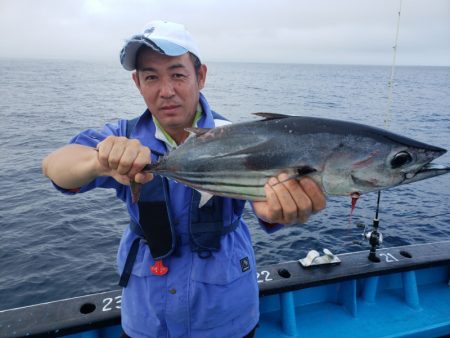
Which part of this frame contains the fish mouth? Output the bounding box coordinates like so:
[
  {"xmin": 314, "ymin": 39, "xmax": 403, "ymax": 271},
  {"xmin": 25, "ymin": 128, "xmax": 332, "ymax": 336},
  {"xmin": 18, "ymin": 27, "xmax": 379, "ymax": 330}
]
[{"xmin": 402, "ymin": 163, "xmax": 450, "ymax": 185}]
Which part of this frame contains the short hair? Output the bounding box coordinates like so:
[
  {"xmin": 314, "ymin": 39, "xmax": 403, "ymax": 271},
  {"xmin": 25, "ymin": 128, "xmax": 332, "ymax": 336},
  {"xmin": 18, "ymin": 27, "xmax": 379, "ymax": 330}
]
[
  {"xmin": 188, "ymin": 52, "xmax": 201, "ymax": 78},
  {"xmin": 135, "ymin": 45, "xmax": 201, "ymax": 78}
]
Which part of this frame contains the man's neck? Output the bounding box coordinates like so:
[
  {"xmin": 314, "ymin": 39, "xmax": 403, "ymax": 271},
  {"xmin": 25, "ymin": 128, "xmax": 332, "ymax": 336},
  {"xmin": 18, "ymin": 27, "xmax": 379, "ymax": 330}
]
[
  {"xmin": 168, "ymin": 128, "xmax": 190, "ymax": 146},
  {"xmin": 153, "ymin": 110, "xmax": 203, "ymax": 148}
]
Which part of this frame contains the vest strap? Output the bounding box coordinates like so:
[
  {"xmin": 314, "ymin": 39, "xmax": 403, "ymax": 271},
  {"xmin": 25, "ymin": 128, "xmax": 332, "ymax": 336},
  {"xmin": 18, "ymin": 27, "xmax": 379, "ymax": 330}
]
[{"xmin": 118, "ymin": 237, "xmax": 141, "ymax": 287}]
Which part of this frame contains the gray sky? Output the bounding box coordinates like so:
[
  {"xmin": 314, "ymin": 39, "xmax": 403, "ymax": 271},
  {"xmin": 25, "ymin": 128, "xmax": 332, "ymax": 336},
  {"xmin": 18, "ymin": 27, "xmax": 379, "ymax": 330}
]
[{"xmin": 1, "ymin": 0, "xmax": 449, "ymax": 66}]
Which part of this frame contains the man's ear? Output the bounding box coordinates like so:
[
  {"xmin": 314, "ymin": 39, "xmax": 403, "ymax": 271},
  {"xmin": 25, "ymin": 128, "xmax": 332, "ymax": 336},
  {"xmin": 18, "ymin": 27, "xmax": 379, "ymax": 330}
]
[
  {"xmin": 197, "ymin": 64, "xmax": 207, "ymax": 90},
  {"xmin": 132, "ymin": 71, "xmax": 143, "ymax": 94}
]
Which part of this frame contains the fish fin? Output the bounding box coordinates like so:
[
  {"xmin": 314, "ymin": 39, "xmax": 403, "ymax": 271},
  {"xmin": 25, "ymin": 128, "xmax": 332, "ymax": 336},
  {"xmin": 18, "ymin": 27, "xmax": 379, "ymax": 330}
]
[
  {"xmin": 269, "ymin": 166, "xmax": 318, "ymax": 186},
  {"xmin": 272, "ymin": 165, "xmax": 317, "ymax": 186},
  {"xmin": 198, "ymin": 191, "xmax": 214, "ymax": 208},
  {"xmin": 185, "ymin": 127, "xmax": 211, "ymax": 136},
  {"xmin": 253, "ymin": 112, "xmax": 292, "ymax": 120},
  {"xmin": 270, "ymin": 174, "xmax": 299, "ymax": 186},
  {"xmin": 130, "ymin": 180, "xmax": 142, "ymax": 203},
  {"xmin": 296, "ymin": 166, "xmax": 317, "ymax": 177}
]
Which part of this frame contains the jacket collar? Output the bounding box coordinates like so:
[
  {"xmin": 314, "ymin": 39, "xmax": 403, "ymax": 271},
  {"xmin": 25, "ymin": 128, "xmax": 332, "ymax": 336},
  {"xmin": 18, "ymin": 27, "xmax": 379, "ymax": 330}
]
[{"xmin": 131, "ymin": 92, "xmax": 214, "ymax": 156}]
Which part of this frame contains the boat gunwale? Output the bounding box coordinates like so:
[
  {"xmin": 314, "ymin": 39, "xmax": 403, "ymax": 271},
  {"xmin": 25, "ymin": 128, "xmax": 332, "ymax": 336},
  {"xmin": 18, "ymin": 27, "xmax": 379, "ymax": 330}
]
[{"xmin": 1, "ymin": 241, "xmax": 449, "ymax": 337}]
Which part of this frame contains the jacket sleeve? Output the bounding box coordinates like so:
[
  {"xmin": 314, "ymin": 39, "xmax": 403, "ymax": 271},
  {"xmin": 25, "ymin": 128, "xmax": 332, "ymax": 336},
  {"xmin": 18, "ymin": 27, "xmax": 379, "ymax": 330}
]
[{"xmin": 53, "ymin": 120, "xmax": 128, "ymax": 200}]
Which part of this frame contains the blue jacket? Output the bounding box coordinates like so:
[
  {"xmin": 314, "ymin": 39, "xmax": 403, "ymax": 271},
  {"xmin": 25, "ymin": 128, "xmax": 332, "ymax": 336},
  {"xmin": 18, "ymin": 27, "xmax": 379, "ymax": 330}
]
[{"xmin": 61, "ymin": 93, "xmax": 260, "ymax": 338}]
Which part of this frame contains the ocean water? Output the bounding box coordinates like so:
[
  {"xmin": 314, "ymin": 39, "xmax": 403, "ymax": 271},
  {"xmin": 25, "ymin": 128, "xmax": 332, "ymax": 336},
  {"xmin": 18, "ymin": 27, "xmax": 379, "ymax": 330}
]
[{"xmin": 0, "ymin": 59, "xmax": 449, "ymax": 311}]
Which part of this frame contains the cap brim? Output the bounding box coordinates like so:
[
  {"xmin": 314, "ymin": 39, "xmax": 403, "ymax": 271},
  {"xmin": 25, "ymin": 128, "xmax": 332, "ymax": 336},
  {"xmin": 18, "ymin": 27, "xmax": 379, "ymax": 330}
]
[
  {"xmin": 151, "ymin": 38, "xmax": 188, "ymax": 56},
  {"xmin": 120, "ymin": 37, "xmax": 189, "ymax": 71}
]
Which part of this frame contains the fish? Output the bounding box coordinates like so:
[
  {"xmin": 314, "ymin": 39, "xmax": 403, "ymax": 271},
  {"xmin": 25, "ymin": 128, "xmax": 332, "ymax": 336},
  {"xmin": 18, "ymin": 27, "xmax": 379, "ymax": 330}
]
[{"xmin": 134, "ymin": 113, "xmax": 449, "ymax": 207}]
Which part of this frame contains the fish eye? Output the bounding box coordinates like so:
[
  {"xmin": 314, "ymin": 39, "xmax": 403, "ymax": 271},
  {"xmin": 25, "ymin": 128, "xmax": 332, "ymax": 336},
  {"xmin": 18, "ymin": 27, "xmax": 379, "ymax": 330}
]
[{"xmin": 390, "ymin": 151, "xmax": 413, "ymax": 169}]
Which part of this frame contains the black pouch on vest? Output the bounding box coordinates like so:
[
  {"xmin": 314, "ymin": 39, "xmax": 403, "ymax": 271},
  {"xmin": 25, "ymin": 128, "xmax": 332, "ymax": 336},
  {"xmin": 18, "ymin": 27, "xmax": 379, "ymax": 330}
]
[
  {"xmin": 135, "ymin": 176, "xmax": 175, "ymax": 260},
  {"xmin": 138, "ymin": 201, "xmax": 173, "ymax": 259}
]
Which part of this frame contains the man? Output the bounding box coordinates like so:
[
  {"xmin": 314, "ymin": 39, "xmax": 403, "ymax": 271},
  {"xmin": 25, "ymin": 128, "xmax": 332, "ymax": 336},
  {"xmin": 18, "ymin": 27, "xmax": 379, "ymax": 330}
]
[{"xmin": 42, "ymin": 20, "xmax": 326, "ymax": 338}]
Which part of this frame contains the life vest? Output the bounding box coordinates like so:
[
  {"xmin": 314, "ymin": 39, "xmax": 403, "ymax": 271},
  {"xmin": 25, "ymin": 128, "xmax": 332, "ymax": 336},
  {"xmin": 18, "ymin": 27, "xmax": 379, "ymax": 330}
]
[{"xmin": 119, "ymin": 111, "xmax": 245, "ymax": 287}]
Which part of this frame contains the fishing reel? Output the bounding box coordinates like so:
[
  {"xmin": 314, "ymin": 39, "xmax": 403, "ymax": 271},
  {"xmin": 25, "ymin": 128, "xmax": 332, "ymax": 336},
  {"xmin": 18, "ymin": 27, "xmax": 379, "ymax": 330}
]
[
  {"xmin": 366, "ymin": 218, "xmax": 383, "ymax": 262},
  {"xmin": 354, "ymin": 219, "xmax": 384, "ymax": 262},
  {"xmin": 353, "ymin": 190, "xmax": 384, "ymax": 262}
]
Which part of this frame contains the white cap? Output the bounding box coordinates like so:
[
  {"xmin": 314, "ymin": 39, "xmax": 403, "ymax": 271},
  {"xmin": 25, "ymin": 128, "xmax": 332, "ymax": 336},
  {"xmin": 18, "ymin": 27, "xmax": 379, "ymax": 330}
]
[{"xmin": 120, "ymin": 20, "xmax": 201, "ymax": 71}]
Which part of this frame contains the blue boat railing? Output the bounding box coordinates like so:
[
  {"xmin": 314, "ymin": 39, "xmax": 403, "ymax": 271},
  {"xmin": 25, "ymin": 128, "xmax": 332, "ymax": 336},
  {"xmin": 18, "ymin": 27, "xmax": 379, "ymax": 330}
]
[{"xmin": 1, "ymin": 241, "xmax": 449, "ymax": 338}]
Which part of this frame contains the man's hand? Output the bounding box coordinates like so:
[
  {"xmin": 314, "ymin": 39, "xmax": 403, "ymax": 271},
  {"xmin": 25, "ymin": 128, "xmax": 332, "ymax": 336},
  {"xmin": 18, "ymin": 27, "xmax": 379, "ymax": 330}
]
[
  {"xmin": 42, "ymin": 136, "xmax": 153, "ymax": 190},
  {"xmin": 96, "ymin": 136, "xmax": 153, "ymax": 185},
  {"xmin": 252, "ymin": 173, "xmax": 326, "ymax": 225}
]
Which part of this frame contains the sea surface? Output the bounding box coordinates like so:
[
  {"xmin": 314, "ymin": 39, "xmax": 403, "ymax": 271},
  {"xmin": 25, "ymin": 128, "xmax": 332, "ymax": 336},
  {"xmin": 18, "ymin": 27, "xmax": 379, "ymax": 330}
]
[{"xmin": 0, "ymin": 59, "xmax": 449, "ymax": 311}]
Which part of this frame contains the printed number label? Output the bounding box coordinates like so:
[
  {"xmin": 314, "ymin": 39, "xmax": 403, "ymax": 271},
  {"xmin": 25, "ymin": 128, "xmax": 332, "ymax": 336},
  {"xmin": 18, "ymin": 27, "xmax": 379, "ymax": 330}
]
[
  {"xmin": 257, "ymin": 270, "xmax": 273, "ymax": 283},
  {"xmin": 102, "ymin": 295, "xmax": 122, "ymax": 311},
  {"xmin": 379, "ymin": 252, "xmax": 399, "ymax": 263}
]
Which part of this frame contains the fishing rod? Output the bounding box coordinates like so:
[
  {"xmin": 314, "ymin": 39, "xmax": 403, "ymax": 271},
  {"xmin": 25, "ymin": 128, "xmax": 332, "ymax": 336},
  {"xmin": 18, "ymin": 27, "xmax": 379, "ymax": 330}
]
[
  {"xmin": 365, "ymin": 191, "xmax": 383, "ymax": 262},
  {"xmin": 365, "ymin": 0, "xmax": 403, "ymax": 262}
]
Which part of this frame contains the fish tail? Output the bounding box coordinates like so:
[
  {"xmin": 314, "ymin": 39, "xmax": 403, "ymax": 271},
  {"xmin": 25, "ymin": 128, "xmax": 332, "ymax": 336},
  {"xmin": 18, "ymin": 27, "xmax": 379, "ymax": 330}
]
[
  {"xmin": 142, "ymin": 162, "xmax": 159, "ymax": 172},
  {"xmin": 130, "ymin": 180, "xmax": 142, "ymax": 203}
]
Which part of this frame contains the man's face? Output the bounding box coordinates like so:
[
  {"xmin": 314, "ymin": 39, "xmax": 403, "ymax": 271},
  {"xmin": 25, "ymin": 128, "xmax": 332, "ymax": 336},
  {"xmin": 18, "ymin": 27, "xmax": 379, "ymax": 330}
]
[{"xmin": 132, "ymin": 49, "xmax": 206, "ymax": 138}]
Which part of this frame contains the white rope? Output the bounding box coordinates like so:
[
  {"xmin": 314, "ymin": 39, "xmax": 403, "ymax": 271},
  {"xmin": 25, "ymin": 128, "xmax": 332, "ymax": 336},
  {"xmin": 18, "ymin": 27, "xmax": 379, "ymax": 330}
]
[{"xmin": 385, "ymin": 0, "xmax": 403, "ymax": 127}]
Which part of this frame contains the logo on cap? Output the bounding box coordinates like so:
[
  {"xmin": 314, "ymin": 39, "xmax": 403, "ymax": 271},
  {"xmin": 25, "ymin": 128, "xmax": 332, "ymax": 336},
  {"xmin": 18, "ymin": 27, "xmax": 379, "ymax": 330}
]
[{"xmin": 144, "ymin": 27, "xmax": 155, "ymax": 36}]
